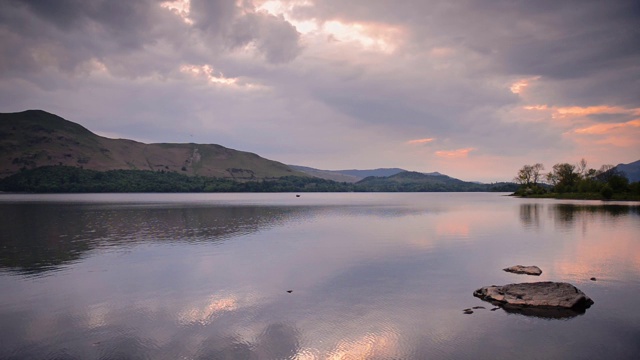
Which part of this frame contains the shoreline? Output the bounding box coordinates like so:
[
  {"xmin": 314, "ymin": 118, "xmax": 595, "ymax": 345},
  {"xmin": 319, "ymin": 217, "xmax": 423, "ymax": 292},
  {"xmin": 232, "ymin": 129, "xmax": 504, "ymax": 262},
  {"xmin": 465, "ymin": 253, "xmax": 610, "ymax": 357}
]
[{"xmin": 511, "ymin": 192, "xmax": 640, "ymax": 201}]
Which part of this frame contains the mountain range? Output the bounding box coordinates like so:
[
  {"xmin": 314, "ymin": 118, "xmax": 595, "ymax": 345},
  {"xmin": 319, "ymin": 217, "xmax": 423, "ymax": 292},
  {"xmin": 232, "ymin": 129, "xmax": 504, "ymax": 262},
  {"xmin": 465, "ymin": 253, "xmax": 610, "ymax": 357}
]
[
  {"xmin": 1, "ymin": 110, "xmax": 636, "ymax": 191},
  {"xmin": 1, "ymin": 110, "xmax": 462, "ymax": 183},
  {"xmin": 616, "ymin": 160, "xmax": 640, "ymax": 182},
  {"xmin": 288, "ymin": 166, "xmax": 447, "ymax": 183},
  {"xmin": 0, "ymin": 110, "xmax": 301, "ymax": 180}
]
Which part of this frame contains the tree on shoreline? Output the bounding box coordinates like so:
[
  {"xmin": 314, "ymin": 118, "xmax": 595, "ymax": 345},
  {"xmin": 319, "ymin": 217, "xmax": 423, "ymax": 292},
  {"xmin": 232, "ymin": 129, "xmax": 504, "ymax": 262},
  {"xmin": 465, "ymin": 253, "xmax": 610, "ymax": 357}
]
[
  {"xmin": 514, "ymin": 159, "xmax": 639, "ymax": 199},
  {"xmin": 514, "ymin": 163, "xmax": 545, "ymax": 194}
]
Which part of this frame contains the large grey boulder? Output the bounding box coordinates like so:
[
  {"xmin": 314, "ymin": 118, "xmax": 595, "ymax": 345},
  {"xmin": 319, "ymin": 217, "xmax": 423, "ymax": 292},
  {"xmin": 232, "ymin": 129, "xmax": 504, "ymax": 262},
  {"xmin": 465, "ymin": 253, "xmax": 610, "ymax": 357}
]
[
  {"xmin": 503, "ymin": 265, "xmax": 542, "ymax": 276},
  {"xmin": 473, "ymin": 282, "xmax": 594, "ymax": 318}
]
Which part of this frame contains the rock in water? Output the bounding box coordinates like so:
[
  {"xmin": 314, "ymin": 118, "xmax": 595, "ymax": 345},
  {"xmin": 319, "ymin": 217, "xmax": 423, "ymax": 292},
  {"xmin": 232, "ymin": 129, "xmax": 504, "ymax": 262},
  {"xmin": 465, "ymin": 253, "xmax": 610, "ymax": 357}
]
[
  {"xmin": 503, "ymin": 265, "xmax": 542, "ymax": 276},
  {"xmin": 473, "ymin": 282, "xmax": 594, "ymax": 318}
]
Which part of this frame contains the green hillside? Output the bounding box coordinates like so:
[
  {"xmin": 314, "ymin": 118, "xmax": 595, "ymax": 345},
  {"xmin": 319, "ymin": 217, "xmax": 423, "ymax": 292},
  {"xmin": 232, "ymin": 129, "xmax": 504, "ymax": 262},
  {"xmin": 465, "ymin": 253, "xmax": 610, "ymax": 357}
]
[
  {"xmin": 355, "ymin": 171, "xmax": 517, "ymax": 192},
  {"xmin": 0, "ymin": 110, "xmax": 303, "ymax": 180}
]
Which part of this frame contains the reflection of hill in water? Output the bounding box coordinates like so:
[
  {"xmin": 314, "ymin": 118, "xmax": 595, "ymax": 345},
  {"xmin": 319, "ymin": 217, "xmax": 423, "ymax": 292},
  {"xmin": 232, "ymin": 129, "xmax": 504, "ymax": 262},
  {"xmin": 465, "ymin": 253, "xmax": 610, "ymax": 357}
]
[
  {"xmin": 520, "ymin": 203, "xmax": 639, "ymax": 229},
  {"xmin": 0, "ymin": 204, "xmax": 313, "ymax": 275},
  {"xmin": 0, "ymin": 202, "xmax": 430, "ymax": 275}
]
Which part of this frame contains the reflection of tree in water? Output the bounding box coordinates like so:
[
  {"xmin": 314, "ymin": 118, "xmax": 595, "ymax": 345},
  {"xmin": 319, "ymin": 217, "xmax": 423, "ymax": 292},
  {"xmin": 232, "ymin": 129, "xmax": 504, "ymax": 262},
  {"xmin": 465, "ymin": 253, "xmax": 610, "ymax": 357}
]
[
  {"xmin": 0, "ymin": 204, "xmax": 92, "ymax": 275},
  {"xmin": 519, "ymin": 204, "xmax": 542, "ymax": 229},
  {"xmin": 551, "ymin": 204, "xmax": 638, "ymax": 228},
  {"xmin": 0, "ymin": 202, "xmax": 431, "ymax": 276},
  {"xmin": 0, "ymin": 203, "xmax": 314, "ymax": 275},
  {"xmin": 519, "ymin": 203, "xmax": 639, "ymax": 230}
]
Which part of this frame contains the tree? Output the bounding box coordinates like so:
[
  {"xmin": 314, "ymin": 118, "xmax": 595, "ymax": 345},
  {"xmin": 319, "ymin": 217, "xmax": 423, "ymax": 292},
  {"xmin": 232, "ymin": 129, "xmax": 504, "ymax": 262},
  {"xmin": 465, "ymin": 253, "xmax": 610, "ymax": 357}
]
[
  {"xmin": 514, "ymin": 163, "xmax": 545, "ymax": 186},
  {"xmin": 547, "ymin": 163, "xmax": 579, "ymax": 192},
  {"xmin": 531, "ymin": 163, "xmax": 545, "ymax": 185},
  {"xmin": 576, "ymin": 158, "xmax": 588, "ymax": 178},
  {"xmin": 514, "ymin": 165, "xmax": 534, "ymax": 186}
]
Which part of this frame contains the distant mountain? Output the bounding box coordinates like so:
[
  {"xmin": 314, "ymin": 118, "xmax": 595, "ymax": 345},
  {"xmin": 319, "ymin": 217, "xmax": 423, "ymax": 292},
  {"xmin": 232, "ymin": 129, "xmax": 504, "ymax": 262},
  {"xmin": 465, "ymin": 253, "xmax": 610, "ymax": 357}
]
[
  {"xmin": 288, "ymin": 165, "xmax": 362, "ymax": 183},
  {"xmin": 0, "ymin": 110, "xmax": 304, "ymax": 179},
  {"xmin": 291, "ymin": 165, "xmax": 459, "ymax": 183},
  {"xmin": 290, "ymin": 166, "xmax": 407, "ymax": 182},
  {"xmin": 336, "ymin": 168, "xmax": 407, "ymax": 179},
  {"xmin": 615, "ymin": 160, "xmax": 640, "ymax": 182},
  {"xmin": 355, "ymin": 171, "xmax": 518, "ymax": 192}
]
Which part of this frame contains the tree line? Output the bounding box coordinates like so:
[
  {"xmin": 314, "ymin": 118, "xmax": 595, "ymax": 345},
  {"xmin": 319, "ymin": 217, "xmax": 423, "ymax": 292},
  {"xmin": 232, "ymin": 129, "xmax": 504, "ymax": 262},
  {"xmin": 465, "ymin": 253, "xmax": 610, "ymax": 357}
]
[
  {"xmin": 0, "ymin": 165, "xmax": 515, "ymax": 193},
  {"xmin": 513, "ymin": 159, "xmax": 639, "ymax": 200}
]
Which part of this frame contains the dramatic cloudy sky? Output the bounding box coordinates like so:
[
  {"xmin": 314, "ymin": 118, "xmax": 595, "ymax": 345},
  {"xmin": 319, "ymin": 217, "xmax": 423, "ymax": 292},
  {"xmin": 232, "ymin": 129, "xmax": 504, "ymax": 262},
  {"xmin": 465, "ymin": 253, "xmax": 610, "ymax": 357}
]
[{"xmin": 1, "ymin": 0, "xmax": 639, "ymax": 181}]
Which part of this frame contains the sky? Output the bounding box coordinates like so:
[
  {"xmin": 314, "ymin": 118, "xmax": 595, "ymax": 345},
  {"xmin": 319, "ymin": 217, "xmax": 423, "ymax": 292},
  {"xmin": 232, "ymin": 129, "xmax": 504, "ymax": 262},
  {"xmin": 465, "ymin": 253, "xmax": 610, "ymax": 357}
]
[{"xmin": 1, "ymin": 0, "xmax": 639, "ymax": 182}]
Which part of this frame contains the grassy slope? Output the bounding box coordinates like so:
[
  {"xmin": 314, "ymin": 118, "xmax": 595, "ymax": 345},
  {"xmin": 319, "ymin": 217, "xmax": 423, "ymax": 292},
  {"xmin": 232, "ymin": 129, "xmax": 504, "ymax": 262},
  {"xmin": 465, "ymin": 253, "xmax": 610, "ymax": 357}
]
[
  {"xmin": 358, "ymin": 171, "xmax": 471, "ymax": 186},
  {"xmin": 0, "ymin": 110, "xmax": 304, "ymax": 179}
]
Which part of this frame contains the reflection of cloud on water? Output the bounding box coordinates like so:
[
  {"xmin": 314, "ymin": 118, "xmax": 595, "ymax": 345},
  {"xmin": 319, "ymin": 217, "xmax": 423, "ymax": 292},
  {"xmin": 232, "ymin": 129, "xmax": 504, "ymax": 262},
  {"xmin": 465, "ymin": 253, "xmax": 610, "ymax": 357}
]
[
  {"xmin": 550, "ymin": 220, "xmax": 640, "ymax": 281},
  {"xmin": 517, "ymin": 202, "xmax": 640, "ymax": 281},
  {"xmin": 176, "ymin": 294, "xmax": 239, "ymax": 326},
  {"xmin": 5, "ymin": 195, "xmax": 639, "ymax": 358},
  {"xmin": 436, "ymin": 220, "xmax": 470, "ymax": 238},
  {"xmin": 324, "ymin": 329, "xmax": 400, "ymax": 359}
]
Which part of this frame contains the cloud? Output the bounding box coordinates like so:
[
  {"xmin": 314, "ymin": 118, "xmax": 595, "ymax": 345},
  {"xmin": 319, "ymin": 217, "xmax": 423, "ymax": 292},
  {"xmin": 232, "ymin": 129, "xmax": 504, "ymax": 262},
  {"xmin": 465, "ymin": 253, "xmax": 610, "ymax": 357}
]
[
  {"xmin": 574, "ymin": 119, "xmax": 640, "ymax": 135},
  {"xmin": 435, "ymin": 148, "xmax": 475, "ymax": 158},
  {"xmin": 0, "ymin": 0, "xmax": 639, "ymax": 181},
  {"xmin": 510, "ymin": 76, "xmax": 541, "ymax": 95},
  {"xmin": 406, "ymin": 138, "xmax": 435, "ymax": 145}
]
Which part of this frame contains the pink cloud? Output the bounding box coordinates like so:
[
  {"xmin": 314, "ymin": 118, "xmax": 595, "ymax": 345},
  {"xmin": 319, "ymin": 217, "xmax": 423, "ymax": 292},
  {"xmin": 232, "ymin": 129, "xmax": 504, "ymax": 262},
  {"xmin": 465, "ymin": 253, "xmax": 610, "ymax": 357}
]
[
  {"xmin": 574, "ymin": 119, "xmax": 640, "ymax": 135},
  {"xmin": 434, "ymin": 147, "xmax": 475, "ymax": 158},
  {"xmin": 406, "ymin": 138, "xmax": 435, "ymax": 145}
]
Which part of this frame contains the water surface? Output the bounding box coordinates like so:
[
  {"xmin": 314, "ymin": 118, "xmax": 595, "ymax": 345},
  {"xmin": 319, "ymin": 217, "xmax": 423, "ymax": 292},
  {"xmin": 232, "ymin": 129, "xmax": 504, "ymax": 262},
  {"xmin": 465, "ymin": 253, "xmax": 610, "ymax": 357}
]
[{"xmin": 1, "ymin": 193, "xmax": 639, "ymax": 359}]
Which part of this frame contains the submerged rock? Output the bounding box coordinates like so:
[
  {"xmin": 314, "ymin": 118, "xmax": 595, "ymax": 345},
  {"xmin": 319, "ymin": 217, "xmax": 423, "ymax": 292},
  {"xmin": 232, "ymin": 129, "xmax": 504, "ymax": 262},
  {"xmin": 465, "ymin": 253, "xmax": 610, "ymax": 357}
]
[
  {"xmin": 473, "ymin": 282, "xmax": 594, "ymax": 318},
  {"xmin": 503, "ymin": 265, "xmax": 542, "ymax": 276}
]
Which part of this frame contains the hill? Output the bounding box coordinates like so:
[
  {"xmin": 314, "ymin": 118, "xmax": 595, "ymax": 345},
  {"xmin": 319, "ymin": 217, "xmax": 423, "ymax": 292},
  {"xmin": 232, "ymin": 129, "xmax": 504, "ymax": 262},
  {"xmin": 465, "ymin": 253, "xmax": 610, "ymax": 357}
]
[
  {"xmin": 336, "ymin": 168, "xmax": 407, "ymax": 179},
  {"xmin": 355, "ymin": 171, "xmax": 518, "ymax": 192},
  {"xmin": 291, "ymin": 165, "xmax": 457, "ymax": 183},
  {"xmin": 0, "ymin": 110, "xmax": 303, "ymax": 180},
  {"xmin": 288, "ymin": 165, "xmax": 362, "ymax": 183},
  {"xmin": 290, "ymin": 166, "xmax": 417, "ymax": 182},
  {"xmin": 616, "ymin": 160, "xmax": 640, "ymax": 182}
]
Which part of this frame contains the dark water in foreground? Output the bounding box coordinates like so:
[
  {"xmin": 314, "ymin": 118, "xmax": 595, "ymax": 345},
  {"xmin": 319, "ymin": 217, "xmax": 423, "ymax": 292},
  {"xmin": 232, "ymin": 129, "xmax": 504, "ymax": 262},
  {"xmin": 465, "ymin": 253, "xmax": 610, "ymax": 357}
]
[{"xmin": 0, "ymin": 193, "xmax": 639, "ymax": 359}]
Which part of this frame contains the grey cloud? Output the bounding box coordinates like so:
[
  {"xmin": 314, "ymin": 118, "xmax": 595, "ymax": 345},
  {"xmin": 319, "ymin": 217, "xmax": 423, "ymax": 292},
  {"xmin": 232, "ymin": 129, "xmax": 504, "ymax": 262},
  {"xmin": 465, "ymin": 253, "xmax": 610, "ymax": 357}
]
[
  {"xmin": 0, "ymin": 0, "xmax": 302, "ymax": 83},
  {"xmin": 190, "ymin": 0, "xmax": 237, "ymax": 34},
  {"xmin": 228, "ymin": 12, "xmax": 302, "ymax": 63},
  {"xmin": 527, "ymin": 68, "xmax": 640, "ymax": 108},
  {"xmin": 7, "ymin": 0, "xmax": 174, "ymax": 50},
  {"xmin": 183, "ymin": 0, "xmax": 302, "ymax": 64},
  {"xmin": 304, "ymin": 0, "xmax": 640, "ymax": 105},
  {"xmin": 0, "ymin": 0, "xmax": 186, "ymax": 79},
  {"xmin": 0, "ymin": 0, "xmax": 637, "ymax": 179}
]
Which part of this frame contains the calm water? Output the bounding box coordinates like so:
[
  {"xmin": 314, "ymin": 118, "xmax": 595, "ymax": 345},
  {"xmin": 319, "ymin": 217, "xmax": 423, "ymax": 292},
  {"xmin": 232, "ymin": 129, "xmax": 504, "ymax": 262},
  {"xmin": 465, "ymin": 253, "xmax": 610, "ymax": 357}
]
[{"xmin": 0, "ymin": 193, "xmax": 639, "ymax": 359}]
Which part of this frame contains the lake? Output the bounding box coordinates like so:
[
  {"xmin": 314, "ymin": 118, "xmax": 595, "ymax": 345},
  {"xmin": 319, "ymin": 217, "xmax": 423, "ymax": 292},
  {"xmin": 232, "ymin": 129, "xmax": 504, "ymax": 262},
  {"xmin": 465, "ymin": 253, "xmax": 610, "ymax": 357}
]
[{"xmin": 0, "ymin": 193, "xmax": 639, "ymax": 359}]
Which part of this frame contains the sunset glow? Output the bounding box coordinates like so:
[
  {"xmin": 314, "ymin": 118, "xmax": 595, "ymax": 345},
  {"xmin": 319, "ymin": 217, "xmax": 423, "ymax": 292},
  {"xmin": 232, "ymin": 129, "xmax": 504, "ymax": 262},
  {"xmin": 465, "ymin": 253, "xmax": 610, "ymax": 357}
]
[
  {"xmin": 435, "ymin": 148, "xmax": 475, "ymax": 158},
  {"xmin": 406, "ymin": 138, "xmax": 435, "ymax": 145},
  {"xmin": 510, "ymin": 76, "xmax": 540, "ymax": 94},
  {"xmin": 574, "ymin": 119, "xmax": 640, "ymax": 135}
]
